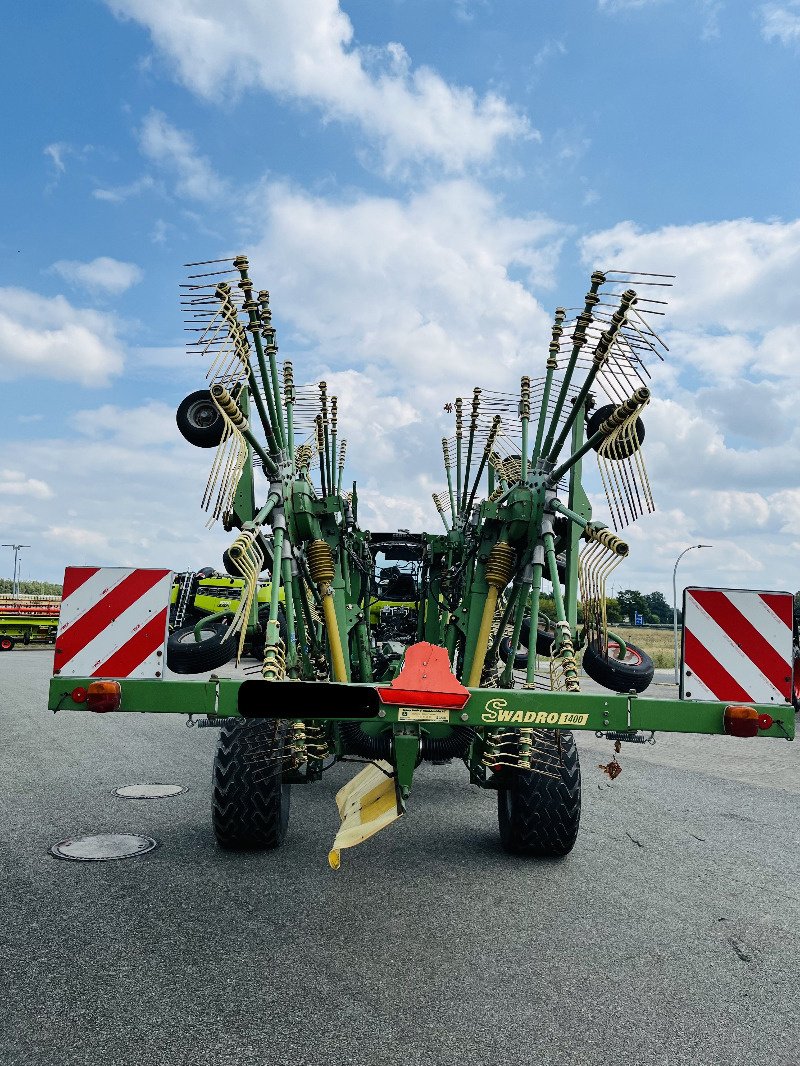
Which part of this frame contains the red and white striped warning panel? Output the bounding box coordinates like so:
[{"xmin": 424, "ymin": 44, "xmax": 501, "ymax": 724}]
[
  {"xmin": 681, "ymin": 587, "xmax": 794, "ymax": 704},
  {"xmin": 54, "ymin": 567, "xmax": 173, "ymax": 679}
]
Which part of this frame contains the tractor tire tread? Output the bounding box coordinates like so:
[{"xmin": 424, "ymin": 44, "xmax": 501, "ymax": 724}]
[
  {"xmin": 498, "ymin": 731, "xmax": 581, "ymax": 857},
  {"xmin": 212, "ymin": 718, "xmax": 290, "ymax": 850}
]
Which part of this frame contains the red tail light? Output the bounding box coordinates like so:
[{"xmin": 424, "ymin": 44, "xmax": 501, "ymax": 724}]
[
  {"xmin": 376, "ymin": 687, "xmax": 468, "ymax": 710},
  {"xmin": 723, "ymin": 704, "xmax": 759, "ymax": 738},
  {"xmin": 86, "ymin": 681, "xmax": 121, "ymax": 713}
]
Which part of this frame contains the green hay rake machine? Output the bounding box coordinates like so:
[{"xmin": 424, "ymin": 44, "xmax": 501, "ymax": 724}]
[{"xmin": 48, "ymin": 257, "xmax": 795, "ymax": 867}]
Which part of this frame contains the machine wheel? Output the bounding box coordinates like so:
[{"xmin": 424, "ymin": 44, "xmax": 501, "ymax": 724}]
[
  {"xmin": 582, "ymin": 638, "xmax": 654, "ymax": 693},
  {"xmin": 498, "ymin": 634, "xmax": 528, "ymax": 669},
  {"xmin": 586, "ymin": 403, "xmax": 645, "ymax": 458},
  {"xmin": 0, "ymin": 636, "xmax": 15, "ymax": 651},
  {"xmin": 519, "ymin": 617, "xmax": 556, "ymax": 657},
  {"xmin": 166, "ymin": 622, "xmax": 237, "ymax": 674},
  {"xmin": 497, "ymin": 731, "xmax": 581, "ymax": 857},
  {"xmin": 176, "ymin": 390, "xmax": 225, "ymax": 449},
  {"xmin": 212, "ymin": 718, "xmax": 291, "ymax": 850}
]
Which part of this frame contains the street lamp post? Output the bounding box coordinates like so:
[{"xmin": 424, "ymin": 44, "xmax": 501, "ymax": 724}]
[
  {"xmin": 2, "ymin": 544, "xmax": 31, "ymax": 598},
  {"xmin": 673, "ymin": 544, "xmax": 712, "ymax": 685}
]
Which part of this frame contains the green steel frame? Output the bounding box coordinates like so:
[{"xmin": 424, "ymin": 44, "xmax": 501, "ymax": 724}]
[{"xmin": 48, "ymin": 259, "xmax": 797, "ymax": 814}]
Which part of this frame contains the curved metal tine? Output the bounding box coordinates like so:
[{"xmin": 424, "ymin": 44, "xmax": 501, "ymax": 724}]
[
  {"xmin": 604, "ymin": 270, "xmax": 676, "ymax": 278},
  {"xmin": 596, "ymin": 298, "xmax": 665, "ymax": 315},
  {"xmin": 604, "ymin": 289, "xmax": 670, "ymax": 305},
  {"xmin": 629, "ymin": 308, "xmax": 669, "ymax": 352},
  {"xmin": 185, "ymin": 270, "xmax": 239, "ymax": 279},
  {"xmin": 183, "ymin": 257, "xmax": 236, "ymax": 267},
  {"xmin": 611, "ymin": 337, "xmax": 652, "ymax": 382}
]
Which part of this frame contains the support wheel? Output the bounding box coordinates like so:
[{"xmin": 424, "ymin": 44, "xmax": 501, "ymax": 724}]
[
  {"xmin": 166, "ymin": 622, "xmax": 237, "ymax": 674},
  {"xmin": 498, "ymin": 634, "xmax": 528, "ymax": 669},
  {"xmin": 176, "ymin": 390, "xmax": 225, "ymax": 449},
  {"xmin": 0, "ymin": 636, "xmax": 15, "ymax": 651},
  {"xmin": 582, "ymin": 638, "xmax": 654, "ymax": 693},
  {"xmin": 212, "ymin": 718, "xmax": 291, "ymax": 850},
  {"xmin": 519, "ymin": 616, "xmax": 556, "ymax": 657},
  {"xmin": 497, "ymin": 731, "xmax": 581, "ymax": 857}
]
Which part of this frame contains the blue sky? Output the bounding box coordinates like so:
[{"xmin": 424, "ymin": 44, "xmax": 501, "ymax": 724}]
[{"xmin": 2, "ymin": 0, "xmax": 800, "ymax": 596}]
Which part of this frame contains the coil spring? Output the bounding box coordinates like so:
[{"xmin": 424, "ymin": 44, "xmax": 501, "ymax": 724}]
[
  {"xmin": 262, "ymin": 640, "xmax": 286, "ymax": 681},
  {"xmin": 210, "ymin": 384, "xmax": 246, "ymax": 427},
  {"xmin": 289, "ymin": 720, "xmax": 307, "ymax": 765},
  {"xmin": 547, "ymin": 312, "xmax": 564, "ymax": 370},
  {"xmin": 483, "ymin": 415, "xmax": 502, "ymax": 457},
  {"xmin": 519, "ymin": 375, "xmax": 531, "ymax": 419},
  {"xmin": 598, "ymin": 389, "xmax": 650, "ymax": 435},
  {"xmin": 307, "ymin": 539, "xmax": 335, "ymax": 584},
  {"xmin": 583, "ymin": 525, "xmax": 629, "ymax": 557},
  {"xmin": 485, "ymin": 542, "xmax": 516, "ymax": 589},
  {"xmin": 517, "ymin": 727, "xmax": 534, "ymax": 769},
  {"xmin": 553, "ymin": 623, "xmax": 580, "ymax": 693},
  {"xmin": 597, "ymin": 730, "xmax": 656, "ymax": 745},
  {"xmin": 305, "ymin": 724, "xmax": 330, "ymax": 760}
]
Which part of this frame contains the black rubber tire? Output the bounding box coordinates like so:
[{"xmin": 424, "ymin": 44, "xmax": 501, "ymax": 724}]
[
  {"xmin": 582, "ymin": 638, "xmax": 654, "ymax": 694},
  {"xmin": 519, "ymin": 617, "xmax": 556, "ymax": 657},
  {"xmin": 586, "ymin": 403, "xmax": 645, "ymax": 458},
  {"xmin": 498, "ymin": 634, "xmax": 528, "ymax": 669},
  {"xmin": 0, "ymin": 635, "xmax": 15, "ymax": 651},
  {"xmin": 497, "ymin": 731, "xmax": 581, "ymax": 857},
  {"xmin": 176, "ymin": 390, "xmax": 225, "ymax": 449},
  {"xmin": 167, "ymin": 622, "xmax": 237, "ymax": 674},
  {"xmin": 223, "ymin": 532, "xmax": 272, "ymax": 576},
  {"xmin": 212, "ymin": 718, "xmax": 290, "ymax": 850}
]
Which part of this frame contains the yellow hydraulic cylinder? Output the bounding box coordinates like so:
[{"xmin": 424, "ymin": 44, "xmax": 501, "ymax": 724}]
[
  {"xmin": 307, "ymin": 539, "xmax": 348, "ymax": 682},
  {"xmin": 467, "ymin": 542, "xmax": 516, "ymax": 688}
]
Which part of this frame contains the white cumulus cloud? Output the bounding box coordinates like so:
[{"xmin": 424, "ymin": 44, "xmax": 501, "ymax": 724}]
[
  {"xmin": 50, "ymin": 256, "xmax": 144, "ymax": 295},
  {"xmin": 249, "ymin": 178, "xmax": 563, "ymax": 392},
  {"xmin": 106, "ymin": 0, "xmax": 530, "ymax": 172},
  {"xmin": 138, "ymin": 110, "xmax": 226, "ymax": 200},
  {"xmin": 0, "ymin": 470, "xmax": 53, "ymax": 500},
  {"xmin": 760, "ymin": 3, "xmax": 800, "ymax": 46},
  {"xmin": 0, "ymin": 288, "xmax": 125, "ymax": 386}
]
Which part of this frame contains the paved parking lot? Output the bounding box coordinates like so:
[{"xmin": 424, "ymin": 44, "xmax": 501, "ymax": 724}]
[{"xmin": 1, "ymin": 650, "xmax": 798, "ymax": 1066}]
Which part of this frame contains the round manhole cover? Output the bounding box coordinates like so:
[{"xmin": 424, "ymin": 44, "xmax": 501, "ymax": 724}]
[
  {"xmin": 113, "ymin": 783, "xmax": 186, "ymax": 799},
  {"xmin": 51, "ymin": 834, "xmax": 158, "ymax": 862}
]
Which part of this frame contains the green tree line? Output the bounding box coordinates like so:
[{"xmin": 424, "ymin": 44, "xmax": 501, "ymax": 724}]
[
  {"xmin": 0, "ymin": 578, "xmax": 63, "ymax": 596},
  {"xmin": 537, "ymin": 589, "xmax": 676, "ymax": 626}
]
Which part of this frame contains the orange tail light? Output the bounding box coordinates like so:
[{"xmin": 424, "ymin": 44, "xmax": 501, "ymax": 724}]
[
  {"xmin": 723, "ymin": 704, "xmax": 772, "ymax": 738},
  {"xmin": 86, "ymin": 681, "xmax": 122, "ymax": 713}
]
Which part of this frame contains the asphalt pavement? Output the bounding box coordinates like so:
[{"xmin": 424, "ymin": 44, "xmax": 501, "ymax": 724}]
[{"xmin": 1, "ymin": 650, "xmax": 798, "ymax": 1066}]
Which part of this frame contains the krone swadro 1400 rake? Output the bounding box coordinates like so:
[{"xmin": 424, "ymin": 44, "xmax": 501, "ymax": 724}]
[{"xmin": 48, "ymin": 257, "xmax": 796, "ymax": 866}]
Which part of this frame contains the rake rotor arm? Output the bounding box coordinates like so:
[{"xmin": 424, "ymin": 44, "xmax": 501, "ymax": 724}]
[
  {"xmin": 546, "ymin": 289, "xmax": 637, "ymax": 466},
  {"xmin": 533, "ymin": 308, "xmax": 565, "ymax": 462},
  {"xmin": 546, "ymin": 387, "xmax": 651, "ymax": 487},
  {"xmin": 541, "ymin": 272, "xmax": 605, "ymax": 458},
  {"xmin": 464, "ymin": 415, "xmax": 502, "ymax": 518}
]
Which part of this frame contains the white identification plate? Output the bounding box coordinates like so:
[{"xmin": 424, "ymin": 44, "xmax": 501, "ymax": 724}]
[{"xmin": 397, "ymin": 707, "xmax": 450, "ymax": 723}]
